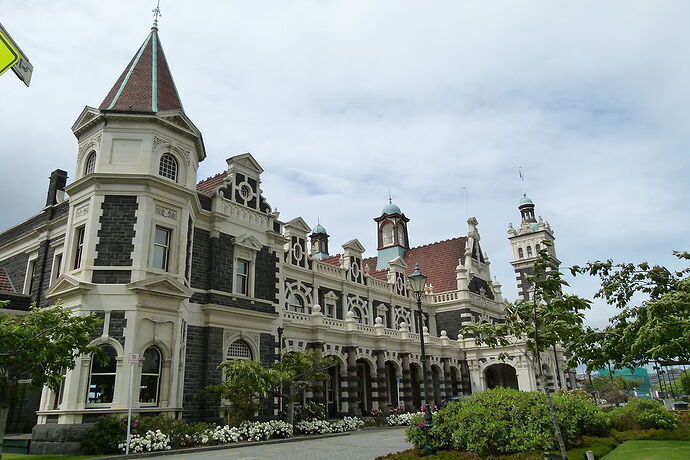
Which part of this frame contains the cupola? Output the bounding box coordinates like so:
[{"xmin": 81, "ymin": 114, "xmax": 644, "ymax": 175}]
[
  {"xmin": 374, "ymin": 199, "xmax": 410, "ymax": 270},
  {"xmin": 309, "ymin": 222, "xmax": 330, "ymax": 260}
]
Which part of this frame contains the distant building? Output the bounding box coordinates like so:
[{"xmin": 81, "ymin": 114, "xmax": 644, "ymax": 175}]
[{"xmin": 596, "ymin": 367, "xmax": 652, "ymax": 398}]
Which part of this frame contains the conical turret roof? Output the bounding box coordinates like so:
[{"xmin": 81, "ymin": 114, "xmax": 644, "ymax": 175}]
[{"xmin": 99, "ymin": 27, "xmax": 183, "ymax": 113}]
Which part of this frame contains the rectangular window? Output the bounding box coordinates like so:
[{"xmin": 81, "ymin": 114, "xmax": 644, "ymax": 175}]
[
  {"xmin": 235, "ymin": 259, "xmax": 249, "ymax": 295},
  {"xmin": 74, "ymin": 226, "xmax": 85, "ymax": 269},
  {"xmin": 152, "ymin": 227, "xmax": 171, "ymax": 270},
  {"xmin": 51, "ymin": 253, "xmax": 63, "ymax": 284},
  {"xmin": 25, "ymin": 259, "xmax": 36, "ymax": 294}
]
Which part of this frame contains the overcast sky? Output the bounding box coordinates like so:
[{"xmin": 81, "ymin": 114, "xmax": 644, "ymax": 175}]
[{"xmin": 1, "ymin": 1, "xmax": 688, "ymax": 328}]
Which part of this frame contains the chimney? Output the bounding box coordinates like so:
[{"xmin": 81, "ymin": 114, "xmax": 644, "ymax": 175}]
[{"xmin": 45, "ymin": 169, "xmax": 68, "ymax": 207}]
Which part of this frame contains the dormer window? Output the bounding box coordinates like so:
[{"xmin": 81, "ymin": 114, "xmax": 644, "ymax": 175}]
[
  {"xmin": 84, "ymin": 151, "xmax": 96, "ymax": 175},
  {"xmin": 158, "ymin": 153, "xmax": 178, "ymax": 182},
  {"xmin": 382, "ymin": 223, "xmax": 394, "ymax": 246}
]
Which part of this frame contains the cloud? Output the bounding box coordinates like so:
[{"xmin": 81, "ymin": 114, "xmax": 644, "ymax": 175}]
[{"xmin": 1, "ymin": 1, "xmax": 688, "ymax": 329}]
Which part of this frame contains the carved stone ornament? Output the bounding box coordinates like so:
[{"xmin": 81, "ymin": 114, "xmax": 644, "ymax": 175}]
[
  {"xmin": 75, "ymin": 205, "xmax": 89, "ymax": 218},
  {"xmin": 155, "ymin": 204, "xmax": 177, "ymax": 219}
]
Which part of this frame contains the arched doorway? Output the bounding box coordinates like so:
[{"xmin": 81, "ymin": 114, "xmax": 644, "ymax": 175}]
[
  {"xmin": 431, "ymin": 365, "xmax": 442, "ymax": 404},
  {"xmin": 410, "ymin": 363, "xmax": 422, "ymax": 409},
  {"xmin": 355, "ymin": 359, "xmax": 372, "ymax": 415},
  {"xmin": 324, "ymin": 358, "xmax": 341, "ymax": 418},
  {"xmin": 385, "ymin": 361, "xmax": 399, "ymax": 407},
  {"xmin": 484, "ymin": 363, "xmax": 519, "ymax": 390},
  {"xmin": 449, "ymin": 366, "xmax": 461, "ymax": 398}
]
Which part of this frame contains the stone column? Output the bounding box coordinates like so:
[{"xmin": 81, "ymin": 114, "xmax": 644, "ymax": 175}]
[
  {"xmin": 460, "ymin": 360, "xmax": 472, "ymax": 395},
  {"xmin": 344, "ymin": 346, "xmax": 358, "ymax": 415},
  {"xmin": 441, "ymin": 357, "xmax": 453, "ymax": 400},
  {"xmin": 399, "ymin": 353, "xmax": 413, "ymax": 411},
  {"xmin": 374, "ymin": 349, "xmax": 388, "ymax": 409}
]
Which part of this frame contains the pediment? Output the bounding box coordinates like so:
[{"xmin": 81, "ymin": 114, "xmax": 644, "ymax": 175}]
[
  {"xmin": 46, "ymin": 274, "xmax": 94, "ymax": 299},
  {"xmin": 71, "ymin": 106, "xmax": 102, "ymax": 135},
  {"xmin": 226, "ymin": 152, "xmax": 264, "ymax": 175},
  {"xmin": 285, "ymin": 217, "xmax": 312, "ymax": 235},
  {"xmin": 342, "ymin": 239, "xmax": 366, "ymax": 254},
  {"xmin": 235, "ymin": 233, "xmax": 263, "ymax": 251},
  {"xmin": 127, "ymin": 274, "xmax": 192, "ymax": 299},
  {"xmin": 388, "ymin": 256, "xmax": 407, "ymax": 271}
]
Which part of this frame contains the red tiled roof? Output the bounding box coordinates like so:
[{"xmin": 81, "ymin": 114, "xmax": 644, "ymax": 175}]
[
  {"xmin": 99, "ymin": 28, "xmax": 183, "ymax": 113},
  {"xmin": 0, "ymin": 268, "xmax": 15, "ymax": 293},
  {"xmin": 320, "ymin": 254, "xmax": 342, "ymax": 266},
  {"xmin": 363, "ymin": 237, "xmax": 467, "ymax": 293},
  {"xmin": 196, "ymin": 172, "xmax": 228, "ymax": 196}
]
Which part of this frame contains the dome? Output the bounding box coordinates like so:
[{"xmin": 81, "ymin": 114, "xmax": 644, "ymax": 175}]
[
  {"xmin": 382, "ymin": 202, "xmax": 402, "ymax": 214},
  {"xmin": 518, "ymin": 194, "xmax": 534, "ymax": 207},
  {"xmin": 311, "ymin": 223, "xmax": 327, "ymax": 234}
]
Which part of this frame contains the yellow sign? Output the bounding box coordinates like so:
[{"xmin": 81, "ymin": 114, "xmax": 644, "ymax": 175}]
[{"xmin": 0, "ymin": 28, "xmax": 19, "ymax": 76}]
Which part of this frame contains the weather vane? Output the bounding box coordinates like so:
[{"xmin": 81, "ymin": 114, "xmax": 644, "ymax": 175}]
[
  {"xmin": 152, "ymin": 0, "xmax": 162, "ymax": 29},
  {"xmin": 518, "ymin": 166, "xmax": 526, "ymax": 195},
  {"xmin": 388, "ymin": 187, "xmax": 392, "ymax": 204}
]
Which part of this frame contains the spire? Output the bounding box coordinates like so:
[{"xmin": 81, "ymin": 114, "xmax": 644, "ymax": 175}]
[{"xmin": 99, "ymin": 26, "xmax": 183, "ymax": 113}]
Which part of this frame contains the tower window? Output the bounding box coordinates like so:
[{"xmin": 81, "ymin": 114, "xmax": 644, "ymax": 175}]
[
  {"xmin": 158, "ymin": 153, "xmax": 178, "ymax": 182},
  {"xmin": 527, "ymin": 246, "xmax": 533, "ymax": 257},
  {"xmin": 84, "ymin": 151, "xmax": 96, "ymax": 175},
  {"xmin": 382, "ymin": 223, "xmax": 395, "ymax": 246},
  {"xmin": 152, "ymin": 227, "xmax": 171, "ymax": 270},
  {"xmin": 518, "ymin": 247, "xmax": 524, "ymax": 259},
  {"xmin": 535, "ymin": 243, "xmax": 541, "ymax": 252},
  {"xmin": 396, "ymin": 224, "xmax": 406, "ymax": 247},
  {"xmin": 74, "ymin": 226, "xmax": 86, "ymax": 269}
]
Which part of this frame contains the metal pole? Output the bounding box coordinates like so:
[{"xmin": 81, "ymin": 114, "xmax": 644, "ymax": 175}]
[
  {"xmin": 125, "ymin": 360, "xmax": 135, "ymax": 455},
  {"xmin": 416, "ymin": 292, "xmax": 434, "ymax": 454}
]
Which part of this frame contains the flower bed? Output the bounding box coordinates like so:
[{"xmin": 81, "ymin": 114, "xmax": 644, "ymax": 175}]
[
  {"xmin": 88, "ymin": 415, "xmax": 364, "ymax": 454},
  {"xmin": 387, "ymin": 412, "xmax": 423, "ymax": 426}
]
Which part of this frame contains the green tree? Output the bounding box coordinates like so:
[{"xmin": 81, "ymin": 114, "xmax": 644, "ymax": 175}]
[
  {"xmin": 274, "ymin": 349, "xmax": 336, "ymax": 426},
  {"xmin": 0, "ymin": 301, "xmax": 101, "ymax": 458},
  {"xmin": 206, "ymin": 359, "xmax": 287, "ymax": 426},
  {"xmin": 583, "ymin": 375, "xmax": 641, "ymax": 404},
  {"xmin": 460, "ymin": 244, "xmax": 591, "ymax": 460},
  {"xmin": 570, "ymin": 251, "xmax": 690, "ymax": 371}
]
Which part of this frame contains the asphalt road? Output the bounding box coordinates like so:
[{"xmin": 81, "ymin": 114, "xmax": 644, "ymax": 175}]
[{"xmin": 154, "ymin": 427, "xmax": 410, "ymax": 460}]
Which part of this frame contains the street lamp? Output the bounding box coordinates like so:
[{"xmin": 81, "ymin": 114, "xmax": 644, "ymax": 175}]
[{"xmin": 408, "ymin": 263, "xmax": 434, "ymax": 454}]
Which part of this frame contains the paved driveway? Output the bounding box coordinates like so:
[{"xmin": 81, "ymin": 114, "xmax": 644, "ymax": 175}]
[{"xmin": 156, "ymin": 427, "xmax": 410, "ymax": 460}]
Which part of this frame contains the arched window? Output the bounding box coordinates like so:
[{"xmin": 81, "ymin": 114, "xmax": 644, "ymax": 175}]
[
  {"xmin": 527, "ymin": 246, "xmax": 533, "ymax": 257},
  {"xmin": 351, "ymin": 307, "xmax": 363, "ymax": 324},
  {"xmin": 382, "ymin": 223, "xmax": 394, "ymax": 246},
  {"xmin": 535, "ymin": 243, "xmax": 541, "ymax": 252},
  {"xmin": 139, "ymin": 347, "xmax": 162, "ymax": 404},
  {"xmin": 287, "ymin": 293, "xmax": 304, "ymax": 313},
  {"xmin": 158, "ymin": 153, "xmax": 178, "ymax": 181},
  {"xmin": 84, "ymin": 151, "xmax": 96, "ymax": 175},
  {"xmin": 87, "ymin": 345, "xmax": 117, "ymax": 404},
  {"xmin": 518, "ymin": 247, "xmax": 524, "ymax": 259},
  {"xmin": 227, "ymin": 340, "xmax": 253, "ymax": 360},
  {"xmin": 396, "ymin": 224, "xmax": 406, "ymax": 246}
]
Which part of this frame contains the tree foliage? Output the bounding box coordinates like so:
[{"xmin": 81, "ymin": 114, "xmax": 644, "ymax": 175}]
[
  {"xmin": 0, "ymin": 301, "xmax": 102, "ymax": 404},
  {"xmin": 206, "ymin": 359, "xmax": 287, "ymax": 426},
  {"xmin": 460, "ymin": 243, "xmax": 591, "ymax": 459},
  {"xmin": 582, "ymin": 375, "xmax": 641, "ymax": 404},
  {"xmin": 570, "ymin": 251, "xmax": 690, "ymax": 370}
]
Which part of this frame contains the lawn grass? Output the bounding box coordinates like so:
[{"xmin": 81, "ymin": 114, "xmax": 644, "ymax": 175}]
[
  {"xmin": 602, "ymin": 440, "xmax": 690, "ymax": 460},
  {"xmin": 1, "ymin": 455, "xmax": 97, "ymax": 460}
]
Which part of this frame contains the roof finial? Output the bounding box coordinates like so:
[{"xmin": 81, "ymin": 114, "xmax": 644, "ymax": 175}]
[
  {"xmin": 518, "ymin": 166, "xmax": 526, "ymax": 196},
  {"xmin": 388, "ymin": 187, "xmax": 392, "ymax": 204},
  {"xmin": 462, "ymin": 186, "xmax": 469, "ymax": 219},
  {"xmin": 152, "ymin": 0, "xmax": 162, "ymax": 30}
]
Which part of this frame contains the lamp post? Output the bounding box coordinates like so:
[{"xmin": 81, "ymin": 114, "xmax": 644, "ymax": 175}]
[{"xmin": 408, "ymin": 263, "xmax": 434, "ymax": 455}]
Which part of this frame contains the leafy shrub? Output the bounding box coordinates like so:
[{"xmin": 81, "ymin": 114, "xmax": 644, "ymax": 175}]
[
  {"xmin": 295, "ymin": 402, "xmax": 326, "ymax": 422},
  {"xmin": 81, "ymin": 415, "xmax": 126, "ymax": 454},
  {"xmin": 609, "ymin": 398, "xmax": 679, "ymax": 431},
  {"xmin": 405, "ymin": 388, "xmax": 611, "ymax": 457},
  {"xmin": 119, "ymin": 429, "xmax": 171, "ymax": 453}
]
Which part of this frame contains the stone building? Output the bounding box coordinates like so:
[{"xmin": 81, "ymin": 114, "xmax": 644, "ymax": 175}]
[{"xmin": 0, "ymin": 25, "xmax": 573, "ymax": 453}]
